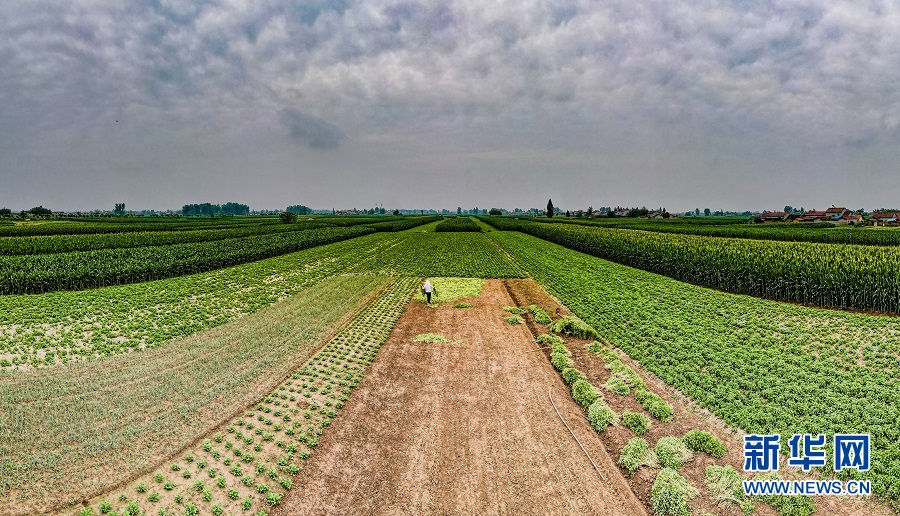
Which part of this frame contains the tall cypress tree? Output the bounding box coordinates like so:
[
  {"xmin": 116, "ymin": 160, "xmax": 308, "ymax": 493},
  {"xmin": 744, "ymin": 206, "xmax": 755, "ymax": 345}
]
[{"xmin": 546, "ymin": 199, "xmax": 554, "ymax": 218}]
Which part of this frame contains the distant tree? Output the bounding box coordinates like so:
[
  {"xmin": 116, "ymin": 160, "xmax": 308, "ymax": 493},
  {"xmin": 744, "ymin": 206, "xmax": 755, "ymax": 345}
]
[
  {"xmin": 784, "ymin": 205, "xmax": 794, "ymax": 214},
  {"xmin": 565, "ymin": 210, "xmax": 570, "ymax": 217},
  {"xmin": 286, "ymin": 205, "xmax": 311, "ymax": 215},
  {"xmin": 280, "ymin": 211, "xmax": 298, "ymax": 224},
  {"xmin": 0, "ymin": 208, "xmax": 11, "ymax": 216},
  {"xmin": 114, "ymin": 203, "xmax": 125, "ymax": 215},
  {"xmin": 457, "ymin": 207, "xmax": 462, "ymax": 215},
  {"xmin": 704, "ymin": 208, "xmax": 711, "ymax": 216},
  {"xmin": 695, "ymin": 208, "xmax": 700, "ymax": 216},
  {"xmin": 489, "ymin": 208, "xmax": 502, "ymax": 215},
  {"xmin": 393, "ymin": 209, "xmax": 400, "ymax": 216},
  {"xmin": 587, "ymin": 206, "xmax": 593, "ymax": 218},
  {"xmin": 546, "ymin": 199, "xmax": 554, "ymax": 218},
  {"xmin": 30, "ymin": 206, "xmax": 52, "ymax": 215}
]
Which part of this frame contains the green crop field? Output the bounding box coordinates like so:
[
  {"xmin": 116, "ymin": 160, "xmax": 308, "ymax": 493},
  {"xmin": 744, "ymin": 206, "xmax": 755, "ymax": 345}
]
[
  {"xmin": 490, "ymin": 230, "xmax": 900, "ymax": 500},
  {"xmin": 2, "ymin": 214, "xmax": 898, "ymax": 514},
  {"xmin": 483, "ymin": 216, "xmax": 900, "ymax": 313}
]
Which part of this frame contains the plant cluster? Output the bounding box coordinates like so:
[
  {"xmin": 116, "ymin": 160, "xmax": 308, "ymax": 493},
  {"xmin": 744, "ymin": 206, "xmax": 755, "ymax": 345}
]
[{"xmin": 434, "ymin": 217, "xmax": 481, "ymax": 232}]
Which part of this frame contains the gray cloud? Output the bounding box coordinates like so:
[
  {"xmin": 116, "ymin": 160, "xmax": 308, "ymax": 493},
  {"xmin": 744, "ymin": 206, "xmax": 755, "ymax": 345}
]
[
  {"xmin": 279, "ymin": 109, "xmax": 345, "ymax": 148},
  {"xmin": 2, "ymin": 0, "xmax": 900, "ymax": 211}
]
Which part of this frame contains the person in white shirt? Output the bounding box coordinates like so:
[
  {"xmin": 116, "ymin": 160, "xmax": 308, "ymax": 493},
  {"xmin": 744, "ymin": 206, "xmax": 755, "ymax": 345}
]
[{"xmin": 422, "ymin": 279, "xmax": 434, "ymax": 304}]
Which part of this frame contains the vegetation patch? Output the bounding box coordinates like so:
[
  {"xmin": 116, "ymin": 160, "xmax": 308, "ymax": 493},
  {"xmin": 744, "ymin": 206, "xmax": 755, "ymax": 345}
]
[
  {"xmin": 434, "ymin": 217, "xmax": 481, "ymax": 232},
  {"xmin": 504, "ymin": 315, "xmax": 524, "ymax": 325},
  {"xmin": 413, "ymin": 333, "xmax": 452, "ymax": 344},
  {"xmin": 621, "ymin": 411, "xmax": 651, "ymax": 436},
  {"xmin": 618, "ymin": 437, "xmax": 659, "ymax": 474},
  {"xmin": 502, "ymin": 306, "xmax": 526, "ymax": 314},
  {"xmin": 587, "ymin": 400, "xmax": 618, "ymax": 432},
  {"xmin": 413, "ymin": 277, "xmax": 485, "ymax": 304},
  {"xmin": 452, "ymin": 302, "xmax": 471, "ymax": 308},
  {"xmin": 751, "ymin": 473, "xmax": 816, "ymax": 516},
  {"xmin": 527, "ymin": 305, "xmax": 552, "ymax": 325},
  {"xmin": 570, "ymin": 379, "xmax": 599, "ymax": 408},
  {"xmin": 654, "ymin": 436, "xmax": 694, "ymax": 470},
  {"xmin": 704, "ymin": 465, "xmax": 754, "ymax": 515},
  {"xmin": 549, "ymin": 315, "xmax": 599, "ymax": 340},
  {"xmin": 651, "ymin": 467, "xmax": 699, "ymax": 516},
  {"xmin": 683, "ymin": 430, "xmax": 726, "ymax": 458}
]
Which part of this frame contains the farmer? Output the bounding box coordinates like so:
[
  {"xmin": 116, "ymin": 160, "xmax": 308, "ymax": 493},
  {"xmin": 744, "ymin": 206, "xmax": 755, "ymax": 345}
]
[{"xmin": 422, "ymin": 279, "xmax": 434, "ymax": 304}]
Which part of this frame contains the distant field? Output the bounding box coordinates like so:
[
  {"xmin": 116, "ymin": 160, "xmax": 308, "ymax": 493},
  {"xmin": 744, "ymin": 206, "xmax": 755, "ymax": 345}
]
[
  {"xmin": 529, "ymin": 215, "xmax": 900, "ymax": 246},
  {"xmin": 483, "ymin": 216, "xmax": 900, "ymax": 313}
]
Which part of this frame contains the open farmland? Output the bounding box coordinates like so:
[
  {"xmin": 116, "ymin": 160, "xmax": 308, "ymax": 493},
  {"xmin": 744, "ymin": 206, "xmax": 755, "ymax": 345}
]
[
  {"xmin": 531, "ymin": 215, "xmax": 900, "ymax": 246},
  {"xmin": 491, "ymin": 230, "xmax": 900, "ymax": 501},
  {"xmin": 484, "ymin": 217, "xmax": 900, "ymax": 313},
  {"xmin": 1, "ymin": 274, "xmax": 389, "ymax": 513},
  {"xmin": 2, "ymin": 215, "xmax": 898, "ymax": 515}
]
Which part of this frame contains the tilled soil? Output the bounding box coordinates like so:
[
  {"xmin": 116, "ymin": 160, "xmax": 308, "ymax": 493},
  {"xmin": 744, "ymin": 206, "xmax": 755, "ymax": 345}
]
[{"xmin": 275, "ymin": 279, "xmax": 646, "ymax": 515}]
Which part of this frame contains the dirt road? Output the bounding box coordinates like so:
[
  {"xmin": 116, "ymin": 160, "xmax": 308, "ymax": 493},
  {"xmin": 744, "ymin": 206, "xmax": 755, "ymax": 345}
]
[{"xmin": 275, "ymin": 279, "xmax": 645, "ymax": 515}]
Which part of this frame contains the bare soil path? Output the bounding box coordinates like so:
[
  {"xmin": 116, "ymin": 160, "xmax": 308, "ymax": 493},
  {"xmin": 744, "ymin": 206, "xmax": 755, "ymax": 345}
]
[{"xmin": 275, "ymin": 279, "xmax": 645, "ymax": 516}]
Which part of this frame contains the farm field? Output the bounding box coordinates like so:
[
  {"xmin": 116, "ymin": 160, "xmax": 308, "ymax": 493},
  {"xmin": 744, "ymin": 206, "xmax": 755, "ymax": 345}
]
[
  {"xmin": 69, "ymin": 277, "xmax": 418, "ymax": 516},
  {"xmin": 272, "ymin": 279, "xmax": 644, "ymax": 515},
  {"xmin": 532, "ymin": 215, "xmax": 900, "ymax": 246},
  {"xmin": 491, "ymin": 230, "xmax": 900, "ymax": 501},
  {"xmin": 2, "ymin": 217, "xmax": 898, "ymax": 515},
  {"xmin": 1, "ymin": 274, "xmax": 390, "ymax": 514},
  {"xmin": 484, "ymin": 217, "xmax": 900, "ymax": 313}
]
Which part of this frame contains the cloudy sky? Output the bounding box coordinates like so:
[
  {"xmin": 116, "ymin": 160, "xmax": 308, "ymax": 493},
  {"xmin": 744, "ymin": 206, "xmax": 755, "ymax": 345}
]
[{"xmin": 2, "ymin": 0, "xmax": 900, "ymax": 213}]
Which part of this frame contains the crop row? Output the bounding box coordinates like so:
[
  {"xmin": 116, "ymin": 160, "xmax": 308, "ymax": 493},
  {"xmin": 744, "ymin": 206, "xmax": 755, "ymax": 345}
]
[
  {"xmin": 71, "ymin": 277, "xmax": 417, "ymax": 516},
  {"xmin": 482, "ymin": 217, "xmax": 900, "ymax": 313},
  {"xmin": 0, "ymin": 218, "xmax": 277, "ymax": 237},
  {"xmin": 346, "ymin": 231, "xmax": 527, "ymax": 278},
  {"xmin": 0, "ymin": 226, "xmax": 381, "ymax": 295},
  {"xmin": 534, "ymin": 216, "xmax": 900, "ymax": 246},
  {"xmin": 0, "ymin": 232, "xmax": 404, "ymax": 369},
  {"xmin": 491, "ymin": 231, "xmax": 900, "ymax": 501},
  {"xmin": 0, "ymin": 274, "xmax": 390, "ymax": 513},
  {"xmin": 434, "ymin": 217, "xmax": 481, "ymax": 232}
]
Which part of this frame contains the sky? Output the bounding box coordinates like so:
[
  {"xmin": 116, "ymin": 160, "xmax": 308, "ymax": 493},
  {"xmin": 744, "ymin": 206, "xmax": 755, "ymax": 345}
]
[{"xmin": 2, "ymin": 0, "xmax": 900, "ymax": 213}]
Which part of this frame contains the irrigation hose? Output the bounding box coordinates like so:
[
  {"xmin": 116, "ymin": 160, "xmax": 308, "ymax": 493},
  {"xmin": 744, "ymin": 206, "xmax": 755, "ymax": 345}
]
[{"xmin": 548, "ymin": 388, "xmax": 607, "ymax": 481}]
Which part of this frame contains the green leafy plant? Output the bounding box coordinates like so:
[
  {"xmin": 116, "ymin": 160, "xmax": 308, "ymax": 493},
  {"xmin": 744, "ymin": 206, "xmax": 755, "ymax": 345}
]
[
  {"xmin": 621, "ymin": 411, "xmax": 651, "ymax": 436},
  {"xmin": 654, "ymin": 437, "xmax": 694, "ymax": 470},
  {"xmin": 683, "ymin": 430, "xmax": 726, "ymax": 458},
  {"xmin": 618, "ymin": 437, "xmax": 659, "ymax": 474},
  {"xmin": 587, "ymin": 400, "xmax": 618, "ymax": 432},
  {"xmin": 651, "ymin": 468, "xmax": 698, "ymax": 516}
]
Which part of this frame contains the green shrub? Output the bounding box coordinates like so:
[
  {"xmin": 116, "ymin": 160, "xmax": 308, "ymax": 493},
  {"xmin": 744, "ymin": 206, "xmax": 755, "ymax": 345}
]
[
  {"xmin": 655, "ymin": 437, "xmax": 694, "ymax": 469},
  {"xmin": 618, "ymin": 437, "xmax": 659, "ymax": 473},
  {"xmin": 550, "ymin": 315, "xmax": 599, "ymax": 339},
  {"xmin": 604, "ymin": 375, "xmax": 630, "ymax": 396},
  {"xmin": 148, "ymin": 492, "xmax": 159, "ymax": 503},
  {"xmin": 536, "ymin": 333, "xmax": 564, "ymax": 346},
  {"xmin": 550, "ymin": 351, "xmax": 570, "ymax": 371},
  {"xmin": 561, "ymin": 367, "xmax": 585, "ymax": 385},
  {"xmin": 528, "ymin": 305, "xmax": 553, "ymax": 325},
  {"xmin": 651, "ymin": 468, "xmax": 698, "ymax": 516},
  {"xmin": 587, "ymin": 400, "xmax": 618, "ymax": 432},
  {"xmin": 453, "ymin": 302, "xmax": 471, "ymax": 308},
  {"xmin": 704, "ymin": 465, "xmax": 753, "ymax": 515},
  {"xmin": 585, "ymin": 340, "xmax": 604, "ymax": 354},
  {"xmin": 684, "ymin": 430, "xmax": 726, "ymax": 458},
  {"xmin": 621, "ymin": 411, "xmax": 651, "ymax": 436},
  {"xmin": 571, "ymin": 379, "xmax": 598, "ymax": 407},
  {"xmin": 503, "ymin": 306, "xmax": 526, "ymax": 314},
  {"xmin": 504, "ymin": 315, "xmax": 524, "ymax": 325},
  {"xmin": 99, "ymin": 501, "xmax": 111, "ymax": 514},
  {"xmin": 635, "ymin": 388, "xmax": 673, "ymax": 422},
  {"xmin": 79, "ymin": 509, "xmax": 94, "ymax": 516}
]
